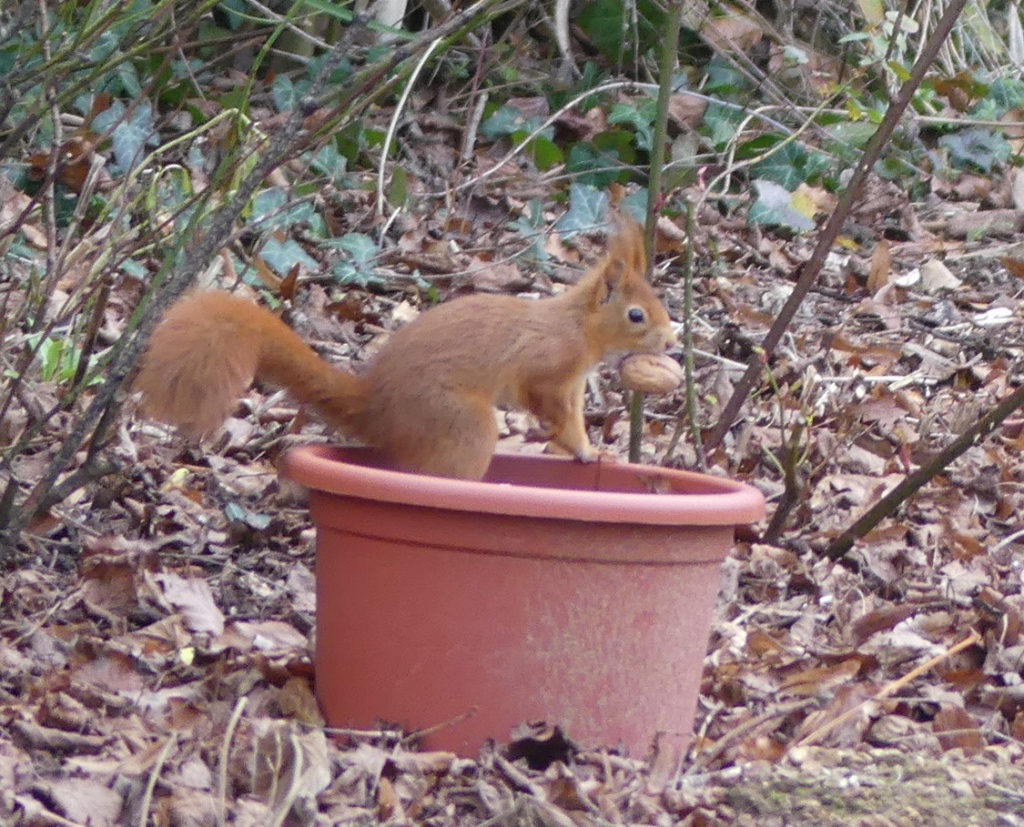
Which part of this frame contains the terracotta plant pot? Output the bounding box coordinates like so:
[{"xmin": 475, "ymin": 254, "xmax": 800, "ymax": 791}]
[{"xmin": 282, "ymin": 446, "xmax": 764, "ymax": 758}]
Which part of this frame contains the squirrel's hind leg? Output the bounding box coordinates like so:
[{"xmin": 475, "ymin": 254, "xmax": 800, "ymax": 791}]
[{"xmin": 378, "ymin": 393, "xmax": 498, "ymax": 481}]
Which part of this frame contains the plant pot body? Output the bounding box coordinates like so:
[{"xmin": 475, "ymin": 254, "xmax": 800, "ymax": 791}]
[{"xmin": 282, "ymin": 446, "xmax": 764, "ymax": 758}]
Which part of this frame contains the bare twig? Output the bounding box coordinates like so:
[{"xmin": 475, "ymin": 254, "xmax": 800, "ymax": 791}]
[
  {"xmin": 5, "ymin": 4, "xmax": 515, "ymax": 537},
  {"xmin": 400, "ymin": 706, "xmax": 478, "ymax": 746},
  {"xmin": 217, "ymin": 697, "xmax": 248, "ymax": 827},
  {"xmin": 826, "ymin": 382, "xmax": 1024, "ymax": 560},
  {"xmin": 138, "ymin": 734, "xmax": 177, "ymax": 827},
  {"xmin": 629, "ymin": 1, "xmax": 681, "ymax": 463},
  {"xmin": 676, "ymin": 198, "xmax": 705, "ymax": 470},
  {"xmin": 683, "ymin": 698, "xmax": 816, "ymax": 777},
  {"xmin": 377, "ymin": 35, "xmax": 445, "ymax": 218},
  {"xmin": 267, "ymin": 730, "xmax": 305, "ymax": 827},
  {"xmin": 762, "ymin": 422, "xmax": 805, "ymax": 545},
  {"xmin": 432, "ymin": 83, "xmax": 794, "ymax": 199}
]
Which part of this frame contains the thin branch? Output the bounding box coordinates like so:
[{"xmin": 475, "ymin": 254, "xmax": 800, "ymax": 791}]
[
  {"xmin": 792, "ymin": 631, "xmax": 982, "ymax": 748},
  {"xmin": 705, "ymin": 0, "xmax": 970, "ymax": 452},
  {"xmin": 629, "ymin": 1, "xmax": 681, "ymax": 462},
  {"xmin": 825, "ymin": 381, "xmax": 1024, "ymax": 560},
  {"xmin": 8, "ymin": 18, "xmax": 362, "ymax": 532}
]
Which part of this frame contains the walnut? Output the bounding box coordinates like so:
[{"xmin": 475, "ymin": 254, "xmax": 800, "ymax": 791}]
[{"xmin": 619, "ymin": 354, "xmax": 684, "ymax": 395}]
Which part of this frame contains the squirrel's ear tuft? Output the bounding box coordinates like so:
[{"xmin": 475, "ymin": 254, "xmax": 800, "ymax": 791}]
[
  {"xmin": 606, "ymin": 213, "xmax": 647, "ymax": 280},
  {"xmin": 582, "ymin": 213, "xmax": 647, "ymax": 306}
]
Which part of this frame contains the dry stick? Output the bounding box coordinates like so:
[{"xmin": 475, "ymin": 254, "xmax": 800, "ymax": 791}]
[
  {"xmin": 70, "ymin": 275, "xmax": 113, "ymax": 390},
  {"xmin": 0, "ymin": 1, "xmax": 75, "ymax": 438},
  {"xmin": 459, "ymin": 23, "xmax": 490, "ymax": 166},
  {"xmin": 0, "ymin": 3, "xmax": 212, "ymax": 179},
  {"xmin": 138, "ymin": 733, "xmax": 177, "ymax": 827},
  {"xmin": 376, "ymin": 35, "xmax": 445, "ymax": 217},
  {"xmin": 682, "ymin": 198, "xmax": 705, "ymax": 470},
  {"xmin": 302, "ymin": 0, "xmax": 519, "ymax": 153},
  {"xmin": 461, "ymin": 89, "xmax": 489, "ymax": 165},
  {"xmin": 683, "ymin": 698, "xmax": 815, "ymax": 777},
  {"xmin": 35, "ymin": 0, "xmax": 66, "ymax": 330},
  {"xmin": 401, "ymin": 705, "xmax": 478, "ymax": 746},
  {"xmin": 826, "ymin": 381, "xmax": 1024, "ymax": 559},
  {"xmin": 12, "ymin": 158, "xmax": 294, "ymax": 523},
  {"xmin": 641, "ymin": 4, "xmax": 681, "ymax": 270},
  {"xmin": 762, "ymin": 421, "xmax": 806, "ymax": 545},
  {"xmin": 19, "ymin": 805, "xmax": 86, "ymax": 827},
  {"xmin": 628, "ymin": 1, "xmax": 682, "ymax": 463},
  {"xmin": 267, "ymin": 730, "xmax": 305, "ymax": 827},
  {"xmin": 435, "ymin": 83, "xmax": 793, "ymax": 201},
  {"xmin": 217, "ymin": 697, "xmax": 248, "ymax": 827},
  {"xmin": 704, "ymin": 0, "xmax": 970, "ymax": 455},
  {"xmin": 792, "ymin": 630, "xmax": 982, "ymax": 749},
  {"xmin": 660, "ymin": 199, "xmax": 704, "ymax": 469}
]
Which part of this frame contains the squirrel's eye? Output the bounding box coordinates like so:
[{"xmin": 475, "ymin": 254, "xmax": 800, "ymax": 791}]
[{"xmin": 627, "ymin": 307, "xmax": 646, "ymax": 324}]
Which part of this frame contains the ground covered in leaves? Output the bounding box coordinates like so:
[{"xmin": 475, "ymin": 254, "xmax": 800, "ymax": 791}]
[{"xmin": 4, "ymin": 172, "xmax": 1024, "ymax": 823}]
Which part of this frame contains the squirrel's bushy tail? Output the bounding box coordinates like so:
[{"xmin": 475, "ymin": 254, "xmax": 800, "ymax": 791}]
[{"xmin": 136, "ymin": 292, "xmax": 365, "ymax": 438}]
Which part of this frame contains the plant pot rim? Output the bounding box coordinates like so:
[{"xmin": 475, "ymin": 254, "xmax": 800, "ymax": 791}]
[{"xmin": 282, "ymin": 445, "xmax": 765, "ymax": 526}]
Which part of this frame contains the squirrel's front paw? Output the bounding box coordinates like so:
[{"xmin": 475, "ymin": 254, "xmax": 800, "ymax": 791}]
[{"xmin": 545, "ymin": 438, "xmax": 608, "ymax": 463}]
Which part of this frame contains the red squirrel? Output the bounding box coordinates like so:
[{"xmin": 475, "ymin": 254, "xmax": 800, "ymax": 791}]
[{"xmin": 136, "ymin": 219, "xmax": 677, "ymax": 479}]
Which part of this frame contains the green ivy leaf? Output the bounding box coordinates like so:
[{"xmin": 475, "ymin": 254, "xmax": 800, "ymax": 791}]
[
  {"xmin": 608, "ymin": 99, "xmax": 657, "ymax": 151},
  {"xmin": 704, "ymin": 58, "xmax": 750, "ymax": 95},
  {"xmin": 751, "ymin": 141, "xmax": 830, "ymax": 190},
  {"xmin": 116, "ymin": 61, "xmax": 142, "ymax": 97},
  {"xmin": 223, "ymin": 501, "xmax": 272, "ymax": 530},
  {"xmin": 576, "ymin": 0, "xmax": 666, "ymax": 64},
  {"xmin": 38, "ymin": 337, "xmax": 64, "ymax": 381},
  {"xmin": 557, "ymin": 184, "xmax": 609, "ymax": 237},
  {"xmin": 525, "ymin": 136, "xmax": 563, "ymax": 171},
  {"xmin": 939, "ymin": 128, "xmax": 1010, "ymax": 174},
  {"xmin": 576, "ymin": 0, "xmax": 632, "ymax": 64},
  {"xmin": 214, "ymin": 0, "xmax": 248, "ymax": 30},
  {"xmin": 702, "ymin": 102, "xmax": 745, "ymax": 151},
  {"xmin": 261, "ymin": 237, "xmax": 318, "ymax": 276},
  {"xmin": 251, "ymin": 188, "xmax": 287, "ymax": 223},
  {"xmin": 480, "ymin": 104, "xmax": 548, "ymax": 141},
  {"xmin": 307, "ymin": 142, "xmax": 348, "ymax": 184},
  {"xmin": 825, "ymin": 121, "xmax": 877, "ymax": 154},
  {"xmin": 620, "ymin": 188, "xmax": 649, "ymax": 224},
  {"xmin": 329, "ymin": 233, "xmax": 383, "ymax": 287},
  {"xmin": 566, "ymin": 141, "xmax": 628, "ymax": 188},
  {"xmin": 93, "ymin": 101, "xmax": 156, "ymax": 174},
  {"xmin": 593, "ymin": 130, "xmax": 636, "ymax": 165},
  {"xmin": 272, "ymin": 75, "xmax": 298, "ymax": 112},
  {"xmin": 334, "ymin": 121, "xmax": 367, "ymax": 163},
  {"xmin": 985, "ymin": 77, "xmax": 1024, "ymax": 113},
  {"xmin": 509, "ymin": 201, "xmax": 549, "ymax": 262},
  {"xmin": 335, "ymin": 233, "xmax": 377, "ymax": 262}
]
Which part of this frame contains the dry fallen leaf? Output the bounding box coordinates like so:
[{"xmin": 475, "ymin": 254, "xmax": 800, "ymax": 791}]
[
  {"xmin": 153, "ymin": 572, "xmax": 226, "ymax": 636},
  {"xmin": 933, "ymin": 704, "xmax": 984, "ymax": 755},
  {"xmin": 867, "ymin": 239, "xmax": 891, "ymax": 294}
]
